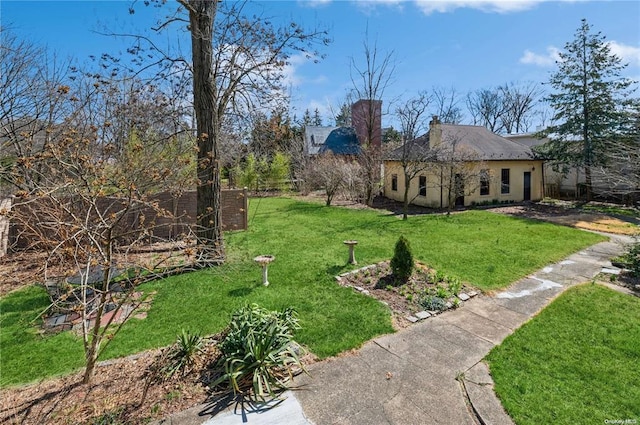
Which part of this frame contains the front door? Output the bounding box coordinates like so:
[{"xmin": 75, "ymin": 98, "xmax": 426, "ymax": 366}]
[
  {"xmin": 454, "ymin": 174, "xmax": 465, "ymax": 207},
  {"xmin": 523, "ymin": 172, "xmax": 531, "ymax": 201}
]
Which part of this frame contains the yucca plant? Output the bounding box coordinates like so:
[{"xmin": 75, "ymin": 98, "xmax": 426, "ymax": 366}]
[
  {"xmin": 161, "ymin": 329, "xmax": 205, "ymax": 379},
  {"xmin": 213, "ymin": 304, "xmax": 305, "ymax": 400}
]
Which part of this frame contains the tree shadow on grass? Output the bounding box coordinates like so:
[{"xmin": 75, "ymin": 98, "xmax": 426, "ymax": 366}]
[{"xmin": 227, "ymin": 287, "xmax": 254, "ymax": 298}]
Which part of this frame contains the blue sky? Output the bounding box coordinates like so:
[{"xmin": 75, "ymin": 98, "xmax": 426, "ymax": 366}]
[{"xmin": 2, "ymin": 0, "xmax": 639, "ymax": 128}]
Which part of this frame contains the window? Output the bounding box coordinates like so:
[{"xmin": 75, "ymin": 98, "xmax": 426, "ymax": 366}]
[
  {"xmin": 501, "ymin": 168, "xmax": 510, "ymax": 194},
  {"xmin": 419, "ymin": 175, "xmax": 427, "ymax": 196},
  {"xmin": 480, "ymin": 169, "xmax": 490, "ymax": 196},
  {"xmin": 391, "ymin": 174, "xmax": 398, "ymax": 191}
]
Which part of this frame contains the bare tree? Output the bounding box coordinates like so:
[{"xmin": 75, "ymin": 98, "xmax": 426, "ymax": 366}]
[
  {"xmin": 304, "ymin": 152, "xmax": 348, "ymax": 206},
  {"xmin": 350, "ymin": 32, "xmax": 396, "ymax": 205},
  {"xmin": 129, "ymin": 0, "xmax": 331, "ymax": 262},
  {"xmin": 0, "ymin": 30, "xmax": 76, "ymax": 194},
  {"xmin": 466, "ymin": 88, "xmax": 507, "ymax": 133},
  {"xmin": 393, "ymin": 92, "xmax": 435, "ymax": 220},
  {"xmin": 430, "ymin": 131, "xmax": 487, "ymax": 212},
  {"xmin": 1, "ymin": 31, "xmax": 200, "ymax": 384},
  {"xmin": 3, "ymin": 70, "xmax": 197, "ymax": 385},
  {"xmin": 499, "ymin": 81, "xmax": 543, "ymax": 134},
  {"xmin": 431, "ymin": 86, "xmax": 463, "ymax": 124}
]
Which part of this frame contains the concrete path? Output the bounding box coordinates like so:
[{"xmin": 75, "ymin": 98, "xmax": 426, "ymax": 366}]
[{"xmin": 159, "ymin": 234, "xmax": 631, "ymax": 425}]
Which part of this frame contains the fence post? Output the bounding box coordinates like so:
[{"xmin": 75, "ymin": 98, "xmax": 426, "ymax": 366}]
[
  {"xmin": 243, "ymin": 187, "xmax": 248, "ymax": 230},
  {"xmin": 0, "ymin": 198, "xmax": 11, "ymax": 258}
]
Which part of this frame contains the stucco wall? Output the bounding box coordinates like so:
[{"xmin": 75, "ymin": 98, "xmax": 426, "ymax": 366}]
[{"xmin": 383, "ymin": 160, "xmax": 544, "ymax": 208}]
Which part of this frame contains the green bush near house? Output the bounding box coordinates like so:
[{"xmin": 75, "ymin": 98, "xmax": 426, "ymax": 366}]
[
  {"xmin": 486, "ymin": 285, "xmax": 640, "ymax": 425},
  {"xmin": 0, "ymin": 197, "xmax": 605, "ymax": 387}
]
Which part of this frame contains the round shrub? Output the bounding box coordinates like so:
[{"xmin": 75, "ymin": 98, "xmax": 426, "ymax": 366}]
[{"xmin": 391, "ymin": 235, "xmax": 414, "ymax": 283}]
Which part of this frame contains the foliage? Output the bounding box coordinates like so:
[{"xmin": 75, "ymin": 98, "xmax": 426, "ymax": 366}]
[
  {"xmin": 487, "ymin": 285, "xmax": 640, "ymax": 424},
  {"xmin": 159, "ymin": 330, "xmax": 205, "ymax": 379},
  {"xmin": 535, "ymin": 19, "xmax": 637, "ymax": 200},
  {"xmin": 213, "ymin": 304, "xmax": 304, "ymax": 400},
  {"xmin": 617, "ymin": 239, "xmax": 640, "ymax": 277},
  {"xmin": 419, "ymin": 295, "xmax": 447, "ymax": 311},
  {"xmin": 390, "ymin": 236, "xmax": 414, "ymax": 283}
]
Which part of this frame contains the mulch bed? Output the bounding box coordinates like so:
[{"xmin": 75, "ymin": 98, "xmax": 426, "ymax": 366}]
[{"xmin": 0, "ymin": 350, "xmax": 209, "ymax": 425}]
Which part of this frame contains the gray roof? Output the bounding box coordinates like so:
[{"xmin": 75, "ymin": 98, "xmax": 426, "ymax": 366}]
[
  {"xmin": 386, "ymin": 124, "xmax": 534, "ymax": 162},
  {"xmin": 305, "ymin": 126, "xmax": 361, "ymax": 156}
]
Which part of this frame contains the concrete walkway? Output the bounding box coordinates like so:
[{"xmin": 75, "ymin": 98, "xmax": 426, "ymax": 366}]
[{"xmin": 158, "ymin": 234, "xmax": 631, "ymax": 425}]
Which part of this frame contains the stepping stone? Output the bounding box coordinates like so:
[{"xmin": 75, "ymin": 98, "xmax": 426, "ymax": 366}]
[
  {"xmin": 601, "ymin": 268, "xmax": 621, "ymax": 275},
  {"xmin": 406, "ymin": 315, "xmax": 419, "ymax": 323},
  {"xmin": 415, "ymin": 311, "xmax": 431, "ymax": 320},
  {"xmin": 45, "ymin": 315, "xmax": 66, "ymax": 327},
  {"xmin": 458, "ymin": 293, "xmax": 470, "ymax": 301},
  {"xmin": 361, "ymin": 289, "xmax": 370, "ymax": 295},
  {"xmin": 468, "ymin": 291, "xmax": 479, "ymax": 297}
]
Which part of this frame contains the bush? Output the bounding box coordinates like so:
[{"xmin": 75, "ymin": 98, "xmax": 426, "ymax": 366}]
[
  {"xmin": 213, "ymin": 304, "xmax": 304, "ymax": 400},
  {"xmin": 160, "ymin": 329, "xmax": 205, "ymax": 379},
  {"xmin": 390, "ymin": 235, "xmax": 414, "ymax": 283},
  {"xmin": 420, "ymin": 295, "xmax": 447, "ymax": 312},
  {"xmin": 626, "ymin": 240, "xmax": 640, "ymax": 277}
]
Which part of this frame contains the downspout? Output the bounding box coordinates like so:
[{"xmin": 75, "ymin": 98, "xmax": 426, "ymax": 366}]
[{"xmin": 541, "ymin": 162, "xmax": 546, "ymax": 200}]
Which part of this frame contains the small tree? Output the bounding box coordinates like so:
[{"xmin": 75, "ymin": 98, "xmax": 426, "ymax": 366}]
[
  {"xmin": 390, "ymin": 235, "xmax": 413, "ymax": 284},
  {"xmin": 306, "ymin": 152, "xmax": 349, "ymax": 206}
]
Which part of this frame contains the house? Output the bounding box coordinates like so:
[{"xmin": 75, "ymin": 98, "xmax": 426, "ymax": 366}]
[
  {"xmin": 383, "ymin": 117, "xmax": 544, "ymax": 208},
  {"xmin": 304, "ymin": 99, "xmax": 382, "ymax": 156}
]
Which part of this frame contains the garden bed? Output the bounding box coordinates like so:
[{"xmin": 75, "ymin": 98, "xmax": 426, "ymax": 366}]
[{"xmin": 336, "ymin": 260, "xmax": 479, "ymax": 328}]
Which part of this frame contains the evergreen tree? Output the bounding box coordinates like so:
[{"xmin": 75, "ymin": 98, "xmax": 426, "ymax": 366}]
[{"xmin": 537, "ymin": 19, "xmax": 636, "ymax": 200}]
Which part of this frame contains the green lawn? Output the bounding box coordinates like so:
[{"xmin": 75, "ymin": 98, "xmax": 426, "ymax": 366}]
[
  {"xmin": 486, "ymin": 284, "xmax": 640, "ymax": 425},
  {"xmin": 0, "ymin": 197, "xmax": 605, "ymax": 387}
]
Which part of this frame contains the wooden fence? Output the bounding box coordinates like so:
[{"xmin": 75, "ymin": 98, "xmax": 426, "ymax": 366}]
[{"xmin": 1, "ymin": 189, "xmax": 248, "ymax": 256}]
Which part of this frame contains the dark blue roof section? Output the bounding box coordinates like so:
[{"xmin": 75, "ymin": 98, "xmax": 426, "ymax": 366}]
[{"xmin": 319, "ymin": 127, "xmax": 361, "ymax": 155}]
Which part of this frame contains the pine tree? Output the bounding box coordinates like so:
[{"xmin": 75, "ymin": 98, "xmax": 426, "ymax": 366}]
[
  {"xmin": 390, "ymin": 235, "xmax": 414, "ymax": 284},
  {"xmin": 537, "ymin": 19, "xmax": 636, "ymax": 200}
]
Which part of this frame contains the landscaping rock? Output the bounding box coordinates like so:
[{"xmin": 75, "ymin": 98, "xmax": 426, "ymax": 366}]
[{"xmin": 415, "ymin": 311, "xmax": 431, "ymax": 320}]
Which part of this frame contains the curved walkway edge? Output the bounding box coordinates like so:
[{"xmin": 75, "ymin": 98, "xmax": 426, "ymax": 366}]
[{"xmin": 158, "ymin": 234, "xmax": 632, "ymax": 425}]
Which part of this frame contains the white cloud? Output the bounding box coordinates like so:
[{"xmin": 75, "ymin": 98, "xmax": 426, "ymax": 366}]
[
  {"xmin": 299, "ymin": 0, "xmax": 332, "ymax": 8},
  {"xmin": 519, "ymin": 41, "xmax": 640, "ymax": 68},
  {"xmin": 282, "ymin": 53, "xmax": 327, "ymax": 88},
  {"xmin": 413, "ymin": 0, "xmax": 542, "ymax": 14},
  {"xmin": 608, "ymin": 41, "xmax": 640, "ymax": 67},
  {"xmin": 519, "ymin": 46, "xmax": 562, "ymax": 67}
]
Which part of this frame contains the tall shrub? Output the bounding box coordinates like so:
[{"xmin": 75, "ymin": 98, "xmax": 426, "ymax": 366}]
[{"xmin": 391, "ymin": 235, "xmax": 414, "ymax": 283}]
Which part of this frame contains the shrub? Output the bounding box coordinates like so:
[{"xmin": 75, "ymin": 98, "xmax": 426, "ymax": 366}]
[
  {"xmin": 627, "ymin": 240, "xmax": 640, "ymax": 277},
  {"xmin": 213, "ymin": 304, "xmax": 304, "ymax": 400},
  {"xmin": 391, "ymin": 236, "xmax": 414, "ymax": 283},
  {"xmin": 160, "ymin": 329, "xmax": 205, "ymax": 379},
  {"xmin": 420, "ymin": 295, "xmax": 447, "ymax": 312}
]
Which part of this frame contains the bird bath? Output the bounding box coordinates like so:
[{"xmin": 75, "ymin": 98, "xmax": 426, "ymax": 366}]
[
  {"xmin": 254, "ymin": 255, "xmax": 275, "ymax": 286},
  {"xmin": 343, "ymin": 240, "xmax": 358, "ymax": 265}
]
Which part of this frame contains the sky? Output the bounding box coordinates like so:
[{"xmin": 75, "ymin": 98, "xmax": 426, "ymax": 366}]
[{"xmin": 2, "ymin": 0, "xmax": 639, "ymax": 130}]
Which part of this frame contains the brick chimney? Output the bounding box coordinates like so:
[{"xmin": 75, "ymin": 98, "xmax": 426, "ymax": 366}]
[
  {"xmin": 351, "ymin": 99, "xmax": 382, "ymax": 149},
  {"xmin": 428, "ymin": 115, "xmax": 442, "ymax": 147}
]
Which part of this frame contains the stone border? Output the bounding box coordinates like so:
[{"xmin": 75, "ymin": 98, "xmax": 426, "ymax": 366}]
[{"xmin": 335, "ymin": 264, "xmax": 480, "ymax": 324}]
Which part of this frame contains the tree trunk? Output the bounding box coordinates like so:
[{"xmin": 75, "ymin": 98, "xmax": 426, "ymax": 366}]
[
  {"xmin": 187, "ymin": 0, "xmax": 224, "ymax": 261},
  {"xmin": 402, "ymin": 172, "xmax": 410, "ymax": 220}
]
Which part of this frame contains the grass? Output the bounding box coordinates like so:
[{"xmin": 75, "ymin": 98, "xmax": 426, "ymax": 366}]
[
  {"xmin": 0, "ymin": 197, "xmax": 605, "ymax": 387},
  {"xmin": 579, "ymin": 203, "xmax": 639, "ymax": 218},
  {"xmin": 486, "ymin": 284, "xmax": 640, "ymax": 425}
]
